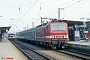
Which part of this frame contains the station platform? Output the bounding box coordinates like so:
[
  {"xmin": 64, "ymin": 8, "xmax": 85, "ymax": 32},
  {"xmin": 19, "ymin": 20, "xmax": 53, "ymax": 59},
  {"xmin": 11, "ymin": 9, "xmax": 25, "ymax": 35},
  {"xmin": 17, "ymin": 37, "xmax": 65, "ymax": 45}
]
[
  {"xmin": 0, "ymin": 38, "xmax": 28, "ymax": 60},
  {"xmin": 67, "ymin": 40, "xmax": 90, "ymax": 55},
  {"xmin": 68, "ymin": 40, "xmax": 90, "ymax": 46}
]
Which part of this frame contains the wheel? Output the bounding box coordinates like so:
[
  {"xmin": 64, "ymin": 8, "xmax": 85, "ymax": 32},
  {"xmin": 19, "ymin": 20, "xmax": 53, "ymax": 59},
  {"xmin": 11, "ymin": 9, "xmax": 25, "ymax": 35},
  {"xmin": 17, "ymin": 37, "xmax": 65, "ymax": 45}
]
[
  {"xmin": 51, "ymin": 45, "xmax": 57, "ymax": 50},
  {"xmin": 61, "ymin": 46, "xmax": 65, "ymax": 49}
]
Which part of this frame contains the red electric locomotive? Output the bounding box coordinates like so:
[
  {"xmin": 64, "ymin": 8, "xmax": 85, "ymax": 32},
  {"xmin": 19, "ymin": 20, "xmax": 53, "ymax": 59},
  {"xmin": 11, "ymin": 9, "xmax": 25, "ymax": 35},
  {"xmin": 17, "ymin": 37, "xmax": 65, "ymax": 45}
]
[{"xmin": 36, "ymin": 21, "xmax": 68, "ymax": 49}]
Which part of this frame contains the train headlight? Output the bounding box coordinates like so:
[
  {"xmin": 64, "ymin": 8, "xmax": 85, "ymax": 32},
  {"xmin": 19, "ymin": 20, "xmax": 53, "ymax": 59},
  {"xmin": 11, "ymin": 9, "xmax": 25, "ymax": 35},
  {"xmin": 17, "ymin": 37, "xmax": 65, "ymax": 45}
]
[
  {"xmin": 64, "ymin": 35, "xmax": 68, "ymax": 38},
  {"xmin": 50, "ymin": 36, "xmax": 54, "ymax": 38},
  {"xmin": 46, "ymin": 36, "xmax": 54, "ymax": 38}
]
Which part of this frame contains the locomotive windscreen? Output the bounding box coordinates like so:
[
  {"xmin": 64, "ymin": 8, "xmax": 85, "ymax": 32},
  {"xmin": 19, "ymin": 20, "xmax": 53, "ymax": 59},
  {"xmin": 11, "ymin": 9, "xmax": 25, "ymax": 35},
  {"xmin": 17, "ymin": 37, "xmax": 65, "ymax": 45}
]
[{"xmin": 51, "ymin": 24, "xmax": 66, "ymax": 30}]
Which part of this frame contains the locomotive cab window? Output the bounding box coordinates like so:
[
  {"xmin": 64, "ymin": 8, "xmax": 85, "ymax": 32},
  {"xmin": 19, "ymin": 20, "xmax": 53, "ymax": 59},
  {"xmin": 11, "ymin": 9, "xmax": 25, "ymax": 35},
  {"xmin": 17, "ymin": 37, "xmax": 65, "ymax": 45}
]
[
  {"xmin": 51, "ymin": 24, "xmax": 66, "ymax": 30},
  {"xmin": 59, "ymin": 25, "xmax": 66, "ymax": 30},
  {"xmin": 51, "ymin": 25, "xmax": 58, "ymax": 30}
]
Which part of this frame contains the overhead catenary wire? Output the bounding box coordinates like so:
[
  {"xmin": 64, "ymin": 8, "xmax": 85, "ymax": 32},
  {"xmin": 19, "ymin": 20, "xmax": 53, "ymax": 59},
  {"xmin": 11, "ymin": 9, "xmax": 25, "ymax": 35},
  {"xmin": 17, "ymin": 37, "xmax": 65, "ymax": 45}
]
[
  {"xmin": 18, "ymin": 0, "xmax": 38, "ymax": 21},
  {"xmin": 10, "ymin": 0, "xmax": 38, "ymax": 32},
  {"xmin": 17, "ymin": 0, "xmax": 55, "ymax": 17},
  {"xmin": 25, "ymin": 0, "xmax": 83, "ymax": 26},
  {"xmin": 10, "ymin": 0, "xmax": 86, "ymax": 33},
  {"xmin": 12, "ymin": 0, "xmax": 74, "ymax": 25},
  {"xmin": 64, "ymin": 0, "xmax": 82, "ymax": 9},
  {"xmin": 35, "ymin": 0, "xmax": 73, "ymax": 17},
  {"xmin": 44, "ymin": 0, "xmax": 83, "ymax": 18},
  {"xmin": 9, "ymin": 0, "xmax": 55, "ymax": 22},
  {"xmin": 39, "ymin": 0, "xmax": 83, "ymax": 23},
  {"xmin": 18, "ymin": 0, "xmax": 34, "ymax": 15},
  {"xmin": 34, "ymin": 0, "xmax": 74, "ymax": 22}
]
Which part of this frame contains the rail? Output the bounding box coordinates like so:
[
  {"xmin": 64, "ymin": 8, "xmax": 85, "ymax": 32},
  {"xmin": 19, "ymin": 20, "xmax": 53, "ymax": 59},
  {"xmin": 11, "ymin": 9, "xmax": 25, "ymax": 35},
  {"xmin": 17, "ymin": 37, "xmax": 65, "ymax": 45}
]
[
  {"xmin": 10, "ymin": 40, "xmax": 51, "ymax": 60},
  {"xmin": 57, "ymin": 49, "xmax": 90, "ymax": 60}
]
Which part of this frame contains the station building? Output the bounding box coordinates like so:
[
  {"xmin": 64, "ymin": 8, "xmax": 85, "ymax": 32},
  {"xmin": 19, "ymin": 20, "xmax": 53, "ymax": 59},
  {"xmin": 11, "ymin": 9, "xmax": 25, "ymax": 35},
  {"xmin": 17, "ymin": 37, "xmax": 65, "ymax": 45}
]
[
  {"xmin": 0, "ymin": 26, "xmax": 11, "ymax": 42},
  {"xmin": 58, "ymin": 19, "xmax": 90, "ymax": 41}
]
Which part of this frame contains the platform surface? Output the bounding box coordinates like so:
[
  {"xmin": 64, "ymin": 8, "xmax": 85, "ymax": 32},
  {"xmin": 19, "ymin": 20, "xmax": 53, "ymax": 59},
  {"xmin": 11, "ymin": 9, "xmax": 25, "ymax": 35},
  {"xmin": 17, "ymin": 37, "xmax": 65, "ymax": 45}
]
[
  {"xmin": 0, "ymin": 38, "xmax": 28, "ymax": 60},
  {"xmin": 68, "ymin": 40, "xmax": 90, "ymax": 46}
]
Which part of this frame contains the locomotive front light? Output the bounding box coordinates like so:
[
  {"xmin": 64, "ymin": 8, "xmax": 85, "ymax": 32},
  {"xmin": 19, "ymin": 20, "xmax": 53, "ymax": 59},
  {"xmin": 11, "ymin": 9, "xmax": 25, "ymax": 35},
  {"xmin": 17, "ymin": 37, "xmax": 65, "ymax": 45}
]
[
  {"xmin": 64, "ymin": 35, "xmax": 68, "ymax": 38},
  {"xmin": 51, "ymin": 36, "xmax": 54, "ymax": 38},
  {"xmin": 49, "ymin": 36, "xmax": 54, "ymax": 38},
  {"xmin": 46, "ymin": 36, "xmax": 54, "ymax": 38}
]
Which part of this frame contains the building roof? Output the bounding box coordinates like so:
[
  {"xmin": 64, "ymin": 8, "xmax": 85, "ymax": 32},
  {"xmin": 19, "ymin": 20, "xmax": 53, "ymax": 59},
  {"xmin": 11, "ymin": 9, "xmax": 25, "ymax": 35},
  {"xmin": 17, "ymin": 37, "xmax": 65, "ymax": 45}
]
[
  {"xmin": 58, "ymin": 20, "xmax": 84, "ymax": 27},
  {"xmin": 0, "ymin": 26, "xmax": 11, "ymax": 31}
]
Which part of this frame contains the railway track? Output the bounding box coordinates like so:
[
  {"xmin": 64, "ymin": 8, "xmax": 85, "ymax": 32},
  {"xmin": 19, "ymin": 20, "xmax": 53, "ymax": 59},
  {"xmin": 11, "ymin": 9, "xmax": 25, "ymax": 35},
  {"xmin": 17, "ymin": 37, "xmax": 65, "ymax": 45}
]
[
  {"xmin": 10, "ymin": 39, "xmax": 90, "ymax": 60},
  {"xmin": 10, "ymin": 40, "xmax": 51, "ymax": 60},
  {"xmin": 57, "ymin": 49, "xmax": 90, "ymax": 60}
]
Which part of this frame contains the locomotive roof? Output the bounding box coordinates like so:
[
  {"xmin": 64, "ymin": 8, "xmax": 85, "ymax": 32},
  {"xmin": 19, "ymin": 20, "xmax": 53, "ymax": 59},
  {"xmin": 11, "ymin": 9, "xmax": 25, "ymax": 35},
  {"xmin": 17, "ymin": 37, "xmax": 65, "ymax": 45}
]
[
  {"xmin": 36, "ymin": 19, "xmax": 84, "ymax": 28},
  {"xmin": 36, "ymin": 21, "xmax": 67, "ymax": 28},
  {"xmin": 36, "ymin": 23, "xmax": 48, "ymax": 28}
]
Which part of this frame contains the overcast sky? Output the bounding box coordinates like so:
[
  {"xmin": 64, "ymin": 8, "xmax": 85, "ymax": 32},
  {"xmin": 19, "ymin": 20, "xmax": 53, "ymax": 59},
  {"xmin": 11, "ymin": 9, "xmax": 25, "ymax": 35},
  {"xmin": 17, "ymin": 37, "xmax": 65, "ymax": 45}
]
[{"xmin": 0, "ymin": 0, "xmax": 90, "ymax": 33}]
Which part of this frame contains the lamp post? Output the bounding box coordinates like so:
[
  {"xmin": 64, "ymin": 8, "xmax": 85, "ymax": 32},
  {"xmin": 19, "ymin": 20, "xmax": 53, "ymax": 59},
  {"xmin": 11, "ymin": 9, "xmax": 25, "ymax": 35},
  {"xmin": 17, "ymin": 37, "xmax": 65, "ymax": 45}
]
[{"xmin": 58, "ymin": 8, "xmax": 64, "ymax": 20}]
